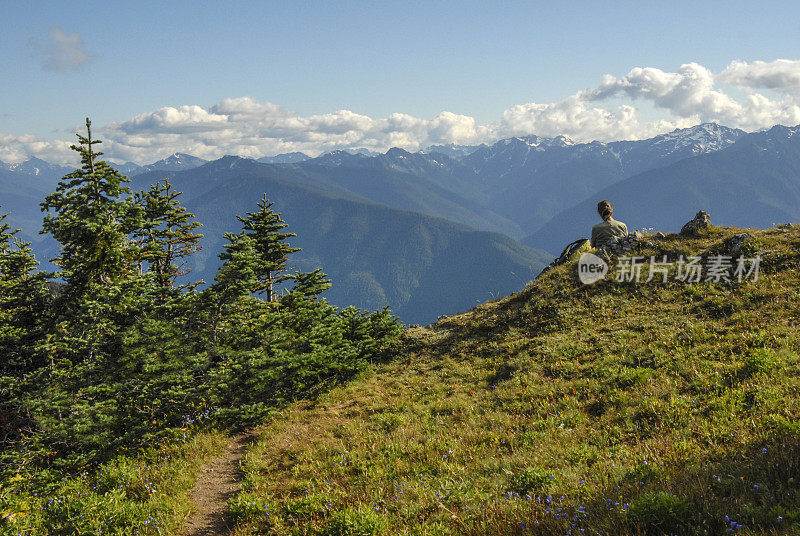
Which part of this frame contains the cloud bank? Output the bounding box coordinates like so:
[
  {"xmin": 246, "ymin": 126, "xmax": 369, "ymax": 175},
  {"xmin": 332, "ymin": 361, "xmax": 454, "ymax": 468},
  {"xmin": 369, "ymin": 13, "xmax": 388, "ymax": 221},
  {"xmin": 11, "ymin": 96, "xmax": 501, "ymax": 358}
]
[{"xmin": 4, "ymin": 59, "xmax": 800, "ymax": 164}]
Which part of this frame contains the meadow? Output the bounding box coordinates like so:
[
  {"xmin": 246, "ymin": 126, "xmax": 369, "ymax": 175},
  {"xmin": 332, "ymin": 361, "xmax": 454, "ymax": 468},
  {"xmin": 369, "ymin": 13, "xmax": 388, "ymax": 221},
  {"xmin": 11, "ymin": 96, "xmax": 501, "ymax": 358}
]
[{"xmin": 225, "ymin": 225, "xmax": 800, "ymax": 536}]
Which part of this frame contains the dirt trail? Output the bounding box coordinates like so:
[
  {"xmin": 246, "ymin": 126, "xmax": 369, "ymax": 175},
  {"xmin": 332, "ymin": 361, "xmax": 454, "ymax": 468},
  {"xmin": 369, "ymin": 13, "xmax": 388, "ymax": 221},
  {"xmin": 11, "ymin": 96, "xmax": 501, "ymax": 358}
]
[{"xmin": 184, "ymin": 431, "xmax": 258, "ymax": 536}]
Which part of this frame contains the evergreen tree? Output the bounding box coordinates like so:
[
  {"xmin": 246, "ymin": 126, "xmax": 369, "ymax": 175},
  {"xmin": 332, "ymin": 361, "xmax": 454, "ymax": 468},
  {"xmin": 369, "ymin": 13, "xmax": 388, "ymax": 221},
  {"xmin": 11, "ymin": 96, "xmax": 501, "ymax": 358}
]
[
  {"xmin": 237, "ymin": 195, "xmax": 299, "ymax": 301},
  {"xmin": 205, "ymin": 231, "xmax": 260, "ymax": 342},
  {"xmin": 213, "ymin": 232, "xmax": 259, "ymax": 303},
  {"xmin": 0, "ymin": 209, "xmax": 13, "ymax": 252},
  {"xmin": 283, "ymin": 268, "xmax": 332, "ymax": 303},
  {"xmin": 41, "ymin": 118, "xmax": 143, "ymax": 297},
  {"xmin": 134, "ymin": 178, "xmax": 203, "ymax": 292},
  {"xmin": 204, "ymin": 196, "xmax": 300, "ymax": 341},
  {"xmin": 40, "ymin": 118, "xmax": 150, "ymax": 362},
  {"xmin": 0, "ymin": 209, "xmax": 50, "ymax": 374}
]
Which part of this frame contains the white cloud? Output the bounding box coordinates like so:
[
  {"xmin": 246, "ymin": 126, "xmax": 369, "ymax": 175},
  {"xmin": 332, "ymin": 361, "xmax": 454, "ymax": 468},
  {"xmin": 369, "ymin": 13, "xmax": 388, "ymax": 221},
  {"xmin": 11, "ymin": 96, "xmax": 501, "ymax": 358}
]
[
  {"xmin": 493, "ymin": 95, "xmax": 690, "ymax": 142},
  {"xmin": 33, "ymin": 27, "xmax": 92, "ymax": 72},
  {"xmin": 0, "ymin": 134, "xmax": 76, "ymax": 164},
  {"xmin": 4, "ymin": 59, "xmax": 800, "ymax": 164},
  {"xmin": 496, "ymin": 60, "xmax": 800, "ymax": 136},
  {"xmin": 718, "ymin": 59, "xmax": 800, "ymax": 90},
  {"xmin": 98, "ymin": 97, "xmax": 492, "ymax": 161},
  {"xmin": 588, "ymin": 63, "xmax": 741, "ymax": 117},
  {"xmin": 117, "ymin": 105, "xmax": 229, "ymax": 133}
]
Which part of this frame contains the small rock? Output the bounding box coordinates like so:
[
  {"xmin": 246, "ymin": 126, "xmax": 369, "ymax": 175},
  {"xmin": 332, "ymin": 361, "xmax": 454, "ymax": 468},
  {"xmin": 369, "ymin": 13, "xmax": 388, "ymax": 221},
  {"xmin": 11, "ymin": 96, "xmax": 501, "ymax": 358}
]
[
  {"xmin": 655, "ymin": 231, "xmax": 666, "ymax": 239},
  {"xmin": 726, "ymin": 233, "xmax": 756, "ymax": 257}
]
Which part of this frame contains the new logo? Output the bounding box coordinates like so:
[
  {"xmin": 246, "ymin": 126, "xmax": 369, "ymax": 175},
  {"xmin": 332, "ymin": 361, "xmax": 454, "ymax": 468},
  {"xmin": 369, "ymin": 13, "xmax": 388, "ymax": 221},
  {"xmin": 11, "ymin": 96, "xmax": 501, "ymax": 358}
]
[{"xmin": 577, "ymin": 253, "xmax": 608, "ymax": 284}]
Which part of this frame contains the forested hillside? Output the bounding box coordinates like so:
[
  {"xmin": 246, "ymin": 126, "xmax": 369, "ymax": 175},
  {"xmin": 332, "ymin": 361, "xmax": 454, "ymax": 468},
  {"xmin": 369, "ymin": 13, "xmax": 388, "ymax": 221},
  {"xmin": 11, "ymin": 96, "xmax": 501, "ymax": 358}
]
[{"xmin": 128, "ymin": 158, "xmax": 549, "ymax": 324}]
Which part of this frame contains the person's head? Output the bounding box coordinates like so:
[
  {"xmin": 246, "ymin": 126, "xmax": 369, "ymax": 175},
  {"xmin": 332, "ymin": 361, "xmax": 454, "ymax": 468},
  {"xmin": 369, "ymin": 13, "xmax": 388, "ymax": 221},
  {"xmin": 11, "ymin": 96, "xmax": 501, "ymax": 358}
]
[{"xmin": 597, "ymin": 200, "xmax": 613, "ymax": 221}]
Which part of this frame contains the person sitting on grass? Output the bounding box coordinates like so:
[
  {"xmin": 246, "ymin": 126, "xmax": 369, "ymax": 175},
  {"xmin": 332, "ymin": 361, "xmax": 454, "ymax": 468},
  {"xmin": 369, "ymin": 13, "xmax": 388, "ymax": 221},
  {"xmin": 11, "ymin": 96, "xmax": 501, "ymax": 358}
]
[{"xmin": 591, "ymin": 200, "xmax": 628, "ymax": 249}]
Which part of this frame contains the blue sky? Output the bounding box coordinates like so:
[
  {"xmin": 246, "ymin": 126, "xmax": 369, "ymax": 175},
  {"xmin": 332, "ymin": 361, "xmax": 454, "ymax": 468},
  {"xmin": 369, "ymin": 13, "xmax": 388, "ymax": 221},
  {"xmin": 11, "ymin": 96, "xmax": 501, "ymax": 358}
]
[{"xmin": 3, "ymin": 1, "xmax": 800, "ymax": 163}]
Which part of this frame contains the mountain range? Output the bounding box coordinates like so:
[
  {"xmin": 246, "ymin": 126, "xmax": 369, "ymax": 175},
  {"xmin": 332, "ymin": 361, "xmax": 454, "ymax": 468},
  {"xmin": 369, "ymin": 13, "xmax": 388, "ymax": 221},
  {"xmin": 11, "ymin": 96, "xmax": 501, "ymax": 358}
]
[
  {"xmin": 126, "ymin": 157, "xmax": 549, "ymax": 323},
  {"xmin": 524, "ymin": 124, "xmax": 800, "ymax": 253},
  {"xmin": 2, "ymin": 122, "xmax": 799, "ymax": 323}
]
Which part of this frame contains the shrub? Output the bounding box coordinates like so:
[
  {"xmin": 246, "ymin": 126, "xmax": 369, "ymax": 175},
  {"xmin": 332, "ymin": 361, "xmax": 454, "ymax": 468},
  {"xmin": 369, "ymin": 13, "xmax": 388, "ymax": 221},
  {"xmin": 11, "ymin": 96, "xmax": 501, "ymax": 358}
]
[
  {"xmin": 507, "ymin": 466, "xmax": 551, "ymax": 495},
  {"xmin": 627, "ymin": 492, "xmax": 691, "ymax": 536},
  {"xmin": 742, "ymin": 348, "xmax": 780, "ymax": 376},
  {"xmin": 321, "ymin": 507, "xmax": 387, "ymax": 536}
]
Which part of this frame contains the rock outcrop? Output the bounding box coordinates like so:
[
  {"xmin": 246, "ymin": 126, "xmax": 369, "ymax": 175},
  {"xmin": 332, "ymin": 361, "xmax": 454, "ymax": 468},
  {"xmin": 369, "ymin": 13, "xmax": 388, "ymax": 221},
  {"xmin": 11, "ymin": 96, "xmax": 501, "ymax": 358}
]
[
  {"xmin": 598, "ymin": 230, "xmax": 643, "ymax": 257},
  {"xmin": 680, "ymin": 210, "xmax": 711, "ymax": 236}
]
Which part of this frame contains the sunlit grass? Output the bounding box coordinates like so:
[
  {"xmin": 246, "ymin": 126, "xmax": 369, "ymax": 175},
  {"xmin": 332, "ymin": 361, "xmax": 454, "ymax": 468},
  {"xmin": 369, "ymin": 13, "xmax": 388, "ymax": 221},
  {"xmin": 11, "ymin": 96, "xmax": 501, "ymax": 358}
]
[{"xmin": 230, "ymin": 225, "xmax": 800, "ymax": 535}]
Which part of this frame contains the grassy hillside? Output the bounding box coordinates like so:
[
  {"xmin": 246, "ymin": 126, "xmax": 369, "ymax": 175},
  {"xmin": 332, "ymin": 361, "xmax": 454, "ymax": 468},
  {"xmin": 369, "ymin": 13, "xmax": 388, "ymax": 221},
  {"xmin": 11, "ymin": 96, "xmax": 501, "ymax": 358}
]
[{"xmin": 227, "ymin": 224, "xmax": 800, "ymax": 535}]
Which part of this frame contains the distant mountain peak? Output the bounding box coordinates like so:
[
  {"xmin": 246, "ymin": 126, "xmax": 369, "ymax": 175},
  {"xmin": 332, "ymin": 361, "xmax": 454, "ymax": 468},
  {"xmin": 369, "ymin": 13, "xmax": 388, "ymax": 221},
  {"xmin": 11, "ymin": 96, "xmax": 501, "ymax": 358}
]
[
  {"xmin": 24, "ymin": 156, "xmax": 51, "ymax": 165},
  {"xmin": 647, "ymin": 123, "xmax": 745, "ymax": 154},
  {"xmin": 385, "ymin": 147, "xmax": 412, "ymax": 158},
  {"xmin": 257, "ymin": 152, "xmax": 311, "ymax": 164},
  {"xmin": 311, "ymin": 150, "xmax": 371, "ymax": 166},
  {"xmin": 129, "ymin": 153, "xmax": 209, "ymax": 175},
  {"xmin": 209, "ymin": 155, "xmax": 251, "ymax": 167},
  {"xmin": 2, "ymin": 157, "xmax": 73, "ymax": 177},
  {"xmin": 552, "ymin": 135, "xmax": 575, "ymax": 146},
  {"xmin": 422, "ymin": 143, "xmax": 484, "ymax": 159},
  {"xmin": 764, "ymin": 124, "xmax": 800, "ymax": 138},
  {"xmin": 150, "ymin": 152, "xmax": 207, "ymax": 166},
  {"xmin": 498, "ymin": 134, "xmax": 575, "ymax": 149},
  {"xmin": 660, "ymin": 122, "xmax": 740, "ymax": 137}
]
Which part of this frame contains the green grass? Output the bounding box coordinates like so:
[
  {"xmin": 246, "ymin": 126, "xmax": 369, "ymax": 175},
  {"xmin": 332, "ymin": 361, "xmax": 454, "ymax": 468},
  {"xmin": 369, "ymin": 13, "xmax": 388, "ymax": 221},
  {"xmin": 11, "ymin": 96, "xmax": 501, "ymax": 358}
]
[
  {"xmin": 227, "ymin": 225, "xmax": 800, "ymax": 536},
  {"xmin": 0, "ymin": 429, "xmax": 227, "ymax": 535}
]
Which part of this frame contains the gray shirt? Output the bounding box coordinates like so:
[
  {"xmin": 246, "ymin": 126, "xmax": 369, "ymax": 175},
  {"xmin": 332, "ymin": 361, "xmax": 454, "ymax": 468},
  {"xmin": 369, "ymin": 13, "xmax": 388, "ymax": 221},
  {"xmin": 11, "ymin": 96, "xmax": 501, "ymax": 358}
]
[{"xmin": 591, "ymin": 218, "xmax": 628, "ymax": 248}]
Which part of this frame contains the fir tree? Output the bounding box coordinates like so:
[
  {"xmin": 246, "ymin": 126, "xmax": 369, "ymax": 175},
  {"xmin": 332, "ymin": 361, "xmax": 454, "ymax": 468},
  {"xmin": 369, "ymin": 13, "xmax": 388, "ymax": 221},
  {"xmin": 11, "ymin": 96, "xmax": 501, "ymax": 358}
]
[
  {"xmin": 205, "ymin": 232, "xmax": 260, "ymax": 342},
  {"xmin": 204, "ymin": 196, "xmax": 299, "ymax": 341},
  {"xmin": 284, "ymin": 268, "xmax": 332, "ymax": 301},
  {"xmin": 41, "ymin": 118, "xmax": 143, "ymax": 296},
  {"xmin": 213, "ymin": 232, "xmax": 259, "ymax": 303},
  {"xmin": 0, "ymin": 209, "xmax": 50, "ymax": 374},
  {"xmin": 134, "ymin": 178, "xmax": 203, "ymax": 291},
  {"xmin": 0, "ymin": 209, "xmax": 13, "ymax": 252},
  {"xmin": 237, "ymin": 195, "xmax": 299, "ymax": 301},
  {"xmin": 40, "ymin": 118, "xmax": 150, "ymax": 361}
]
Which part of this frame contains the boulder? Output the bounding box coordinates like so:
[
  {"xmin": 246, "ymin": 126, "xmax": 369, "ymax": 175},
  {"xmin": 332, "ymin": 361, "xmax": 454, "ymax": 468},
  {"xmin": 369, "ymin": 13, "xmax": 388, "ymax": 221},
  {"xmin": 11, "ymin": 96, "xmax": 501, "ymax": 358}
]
[{"xmin": 680, "ymin": 210, "xmax": 711, "ymax": 236}]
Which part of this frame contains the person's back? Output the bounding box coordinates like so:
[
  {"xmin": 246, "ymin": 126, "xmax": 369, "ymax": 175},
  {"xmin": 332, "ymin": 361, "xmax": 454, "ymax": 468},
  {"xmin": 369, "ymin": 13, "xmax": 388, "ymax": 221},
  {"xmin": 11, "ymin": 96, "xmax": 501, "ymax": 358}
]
[{"xmin": 591, "ymin": 200, "xmax": 627, "ymax": 249}]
